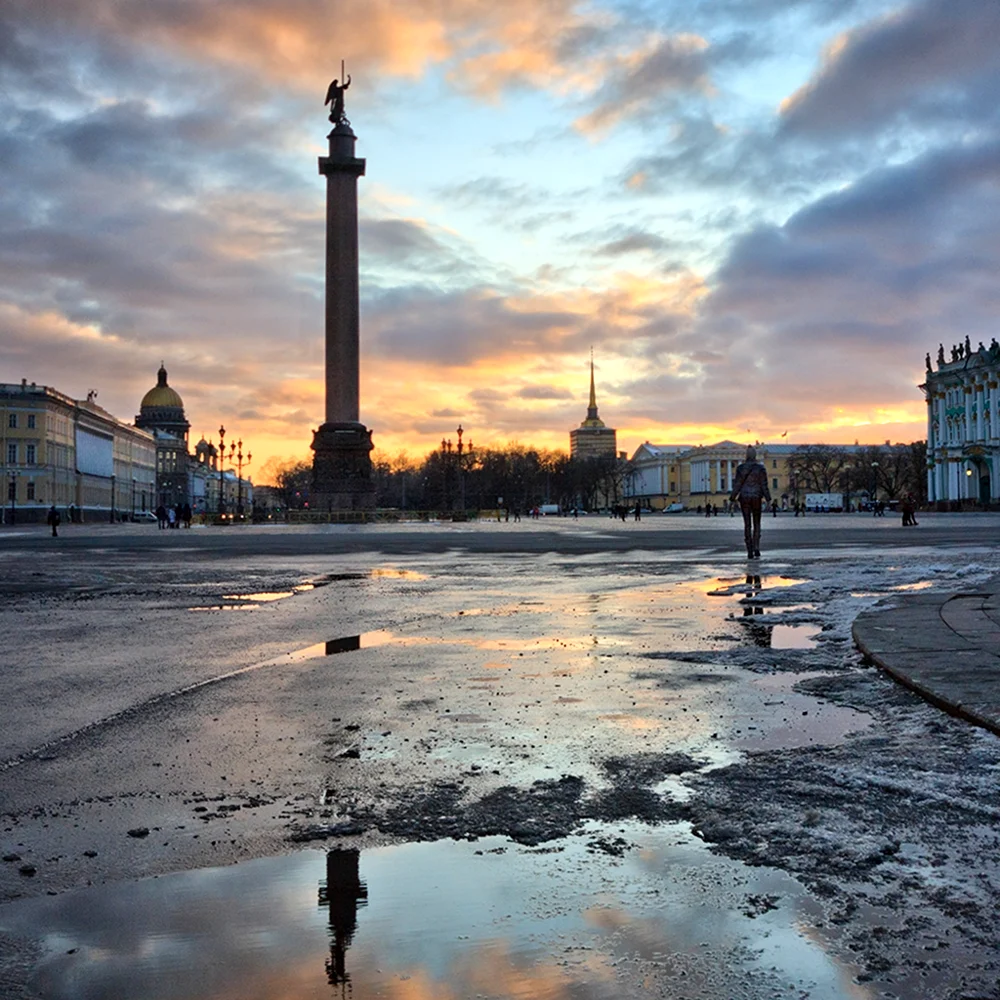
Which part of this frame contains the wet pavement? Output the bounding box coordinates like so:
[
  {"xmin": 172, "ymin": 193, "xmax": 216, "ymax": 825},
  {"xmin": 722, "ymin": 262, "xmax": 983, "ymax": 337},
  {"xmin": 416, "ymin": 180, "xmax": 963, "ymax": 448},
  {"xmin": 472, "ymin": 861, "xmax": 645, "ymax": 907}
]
[
  {"xmin": 2, "ymin": 518, "xmax": 1000, "ymax": 998},
  {"xmin": 853, "ymin": 583, "xmax": 1000, "ymax": 734}
]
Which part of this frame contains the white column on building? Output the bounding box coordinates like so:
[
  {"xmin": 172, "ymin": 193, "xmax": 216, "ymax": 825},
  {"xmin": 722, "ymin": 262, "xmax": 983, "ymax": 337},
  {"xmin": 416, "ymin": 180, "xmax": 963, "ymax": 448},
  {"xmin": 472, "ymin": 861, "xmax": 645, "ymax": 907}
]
[
  {"xmin": 976, "ymin": 381, "xmax": 985, "ymax": 441},
  {"xmin": 989, "ymin": 379, "xmax": 998, "ymax": 440},
  {"xmin": 964, "ymin": 383, "xmax": 973, "ymax": 446},
  {"xmin": 713, "ymin": 460, "xmax": 721, "ymax": 494}
]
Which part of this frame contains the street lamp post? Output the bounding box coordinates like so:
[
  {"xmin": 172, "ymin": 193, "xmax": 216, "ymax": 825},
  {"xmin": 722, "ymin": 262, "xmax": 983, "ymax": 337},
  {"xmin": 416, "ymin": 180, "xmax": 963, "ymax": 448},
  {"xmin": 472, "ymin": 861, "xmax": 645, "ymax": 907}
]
[
  {"xmin": 440, "ymin": 427, "xmax": 474, "ymax": 513},
  {"xmin": 456, "ymin": 425, "xmax": 472, "ymax": 512},
  {"xmin": 7, "ymin": 471, "xmax": 15, "ymax": 525},
  {"xmin": 870, "ymin": 461, "xmax": 879, "ymax": 511},
  {"xmin": 235, "ymin": 440, "xmax": 252, "ymax": 517},
  {"xmin": 217, "ymin": 425, "xmax": 226, "ymax": 515}
]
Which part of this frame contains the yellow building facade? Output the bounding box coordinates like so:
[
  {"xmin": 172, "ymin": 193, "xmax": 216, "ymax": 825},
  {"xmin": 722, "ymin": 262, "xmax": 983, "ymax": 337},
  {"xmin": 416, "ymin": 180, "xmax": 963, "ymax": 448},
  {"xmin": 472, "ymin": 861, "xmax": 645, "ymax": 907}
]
[
  {"xmin": 1, "ymin": 380, "xmax": 156, "ymax": 523},
  {"xmin": 628, "ymin": 440, "xmax": 810, "ymax": 509}
]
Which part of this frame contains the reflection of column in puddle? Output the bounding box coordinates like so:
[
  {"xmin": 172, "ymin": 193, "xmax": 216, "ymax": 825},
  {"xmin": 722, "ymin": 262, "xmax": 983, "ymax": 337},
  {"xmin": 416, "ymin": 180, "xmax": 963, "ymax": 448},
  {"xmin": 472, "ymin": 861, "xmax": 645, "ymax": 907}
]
[
  {"xmin": 318, "ymin": 848, "xmax": 369, "ymax": 988},
  {"xmin": 326, "ymin": 635, "xmax": 361, "ymax": 655}
]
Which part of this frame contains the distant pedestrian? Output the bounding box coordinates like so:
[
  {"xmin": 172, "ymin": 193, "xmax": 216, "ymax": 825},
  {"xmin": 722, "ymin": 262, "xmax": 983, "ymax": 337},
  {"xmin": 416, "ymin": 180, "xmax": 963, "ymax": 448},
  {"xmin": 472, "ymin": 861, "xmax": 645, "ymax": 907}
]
[
  {"xmin": 167, "ymin": 506, "xmax": 177, "ymax": 529},
  {"xmin": 901, "ymin": 494, "xmax": 919, "ymax": 527},
  {"xmin": 182, "ymin": 502, "xmax": 192, "ymax": 528},
  {"xmin": 634, "ymin": 503, "xmax": 641, "ymax": 522},
  {"xmin": 155, "ymin": 504, "xmax": 167, "ymax": 529},
  {"xmin": 730, "ymin": 445, "xmax": 771, "ymax": 560},
  {"xmin": 47, "ymin": 505, "xmax": 61, "ymax": 538}
]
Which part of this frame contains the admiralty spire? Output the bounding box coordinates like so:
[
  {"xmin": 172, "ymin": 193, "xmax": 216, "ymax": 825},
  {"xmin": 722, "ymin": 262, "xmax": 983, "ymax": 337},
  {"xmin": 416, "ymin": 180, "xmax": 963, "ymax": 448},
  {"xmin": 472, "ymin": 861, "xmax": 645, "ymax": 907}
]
[{"xmin": 569, "ymin": 354, "xmax": 617, "ymax": 459}]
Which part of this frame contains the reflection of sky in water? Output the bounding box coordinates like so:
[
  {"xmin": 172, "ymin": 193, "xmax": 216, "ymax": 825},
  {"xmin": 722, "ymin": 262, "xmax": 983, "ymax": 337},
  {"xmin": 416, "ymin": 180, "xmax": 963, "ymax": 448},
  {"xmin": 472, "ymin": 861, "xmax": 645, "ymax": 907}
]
[
  {"xmin": 0, "ymin": 826, "xmax": 872, "ymax": 1000},
  {"xmin": 770, "ymin": 624, "xmax": 821, "ymax": 649}
]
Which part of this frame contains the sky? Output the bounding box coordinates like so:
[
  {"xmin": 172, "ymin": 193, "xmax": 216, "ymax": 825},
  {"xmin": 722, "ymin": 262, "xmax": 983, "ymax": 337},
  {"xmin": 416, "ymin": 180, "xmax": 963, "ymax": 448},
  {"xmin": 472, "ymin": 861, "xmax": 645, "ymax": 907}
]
[{"xmin": 2, "ymin": 0, "xmax": 999, "ymax": 481}]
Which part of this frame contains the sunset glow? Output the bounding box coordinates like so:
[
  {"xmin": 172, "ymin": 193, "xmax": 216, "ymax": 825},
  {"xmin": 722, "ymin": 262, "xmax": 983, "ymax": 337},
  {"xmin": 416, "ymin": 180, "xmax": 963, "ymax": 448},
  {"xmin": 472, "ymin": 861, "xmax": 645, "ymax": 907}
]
[{"xmin": 3, "ymin": 0, "xmax": 994, "ymax": 480}]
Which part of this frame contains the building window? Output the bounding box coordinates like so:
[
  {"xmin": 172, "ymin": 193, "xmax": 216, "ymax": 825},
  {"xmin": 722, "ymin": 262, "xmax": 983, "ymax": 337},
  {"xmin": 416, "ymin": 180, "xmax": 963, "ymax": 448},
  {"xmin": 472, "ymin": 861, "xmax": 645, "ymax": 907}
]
[
  {"xmin": 772, "ymin": 460, "xmax": 777, "ymax": 468},
  {"xmin": 6, "ymin": 443, "xmax": 16, "ymax": 464},
  {"xmin": 772, "ymin": 477, "xmax": 778, "ymax": 490},
  {"xmin": 669, "ymin": 481, "xmax": 676, "ymax": 492},
  {"xmin": 26, "ymin": 444, "xmax": 36, "ymax": 465},
  {"xmin": 26, "ymin": 481, "xmax": 35, "ymax": 500},
  {"xmin": 7, "ymin": 413, "xmax": 16, "ymax": 429},
  {"xmin": 27, "ymin": 414, "xmax": 36, "ymax": 429},
  {"xmin": 7, "ymin": 480, "xmax": 14, "ymax": 501}
]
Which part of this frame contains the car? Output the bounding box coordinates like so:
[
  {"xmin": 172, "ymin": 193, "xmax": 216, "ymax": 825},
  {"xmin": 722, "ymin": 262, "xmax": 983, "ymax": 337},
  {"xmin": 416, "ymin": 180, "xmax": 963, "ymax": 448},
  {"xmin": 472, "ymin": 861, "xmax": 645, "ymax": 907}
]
[
  {"xmin": 663, "ymin": 502, "xmax": 686, "ymax": 513},
  {"xmin": 132, "ymin": 510, "xmax": 158, "ymax": 522}
]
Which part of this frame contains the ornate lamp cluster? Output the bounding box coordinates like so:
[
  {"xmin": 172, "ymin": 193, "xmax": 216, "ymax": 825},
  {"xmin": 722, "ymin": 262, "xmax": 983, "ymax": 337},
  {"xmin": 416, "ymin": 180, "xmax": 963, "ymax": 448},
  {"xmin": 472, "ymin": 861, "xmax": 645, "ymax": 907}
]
[{"xmin": 216, "ymin": 424, "xmax": 252, "ymax": 517}]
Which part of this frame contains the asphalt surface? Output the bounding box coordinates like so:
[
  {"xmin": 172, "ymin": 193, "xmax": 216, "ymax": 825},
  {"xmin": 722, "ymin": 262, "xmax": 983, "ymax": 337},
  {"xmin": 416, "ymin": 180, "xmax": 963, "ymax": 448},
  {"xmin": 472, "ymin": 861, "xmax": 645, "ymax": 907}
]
[
  {"xmin": 2, "ymin": 509, "xmax": 998, "ymax": 556},
  {"xmin": 2, "ymin": 513, "xmax": 1000, "ymax": 999}
]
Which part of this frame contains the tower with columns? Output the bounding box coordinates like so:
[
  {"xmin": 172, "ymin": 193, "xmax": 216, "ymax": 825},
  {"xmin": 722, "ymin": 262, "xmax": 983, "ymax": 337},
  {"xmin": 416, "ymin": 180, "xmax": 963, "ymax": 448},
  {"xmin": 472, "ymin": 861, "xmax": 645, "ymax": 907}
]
[{"xmin": 310, "ymin": 78, "xmax": 376, "ymax": 512}]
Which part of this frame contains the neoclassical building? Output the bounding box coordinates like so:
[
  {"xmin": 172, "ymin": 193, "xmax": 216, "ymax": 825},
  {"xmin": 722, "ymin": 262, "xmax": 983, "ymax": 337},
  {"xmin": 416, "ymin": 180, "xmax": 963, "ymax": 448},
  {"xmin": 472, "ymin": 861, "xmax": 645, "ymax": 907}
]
[
  {"xmin": 1, "ymin": 379, "xmax": 155, "ymax": 522},
  {"xmin": 921, "ymin": 338, "xmax": 1000, "ymax": 505},
  {"xmin": 135, "ymin": 365, "xmax": 252, "ymax": 513}
]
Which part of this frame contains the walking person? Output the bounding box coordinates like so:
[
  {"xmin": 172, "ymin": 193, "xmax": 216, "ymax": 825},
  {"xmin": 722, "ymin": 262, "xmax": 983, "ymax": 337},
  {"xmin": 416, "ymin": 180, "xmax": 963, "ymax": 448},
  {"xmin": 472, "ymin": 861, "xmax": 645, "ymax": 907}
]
[
  {"xmin": 729, "ymin": 445, "xmax": 772, "ymax": 560},
  {"xmin": 155, "ymin": 503, "xmax": 167, "ymax": 529},
  {"xmin": 167, "ymin": 505, "xmax": 177, "ymax": 529},
  {"xmin": 634, "ymin": 502, "xmax": 641, "ymax": 522},
  {"xmin": 46, "ymin": 505, "xmax": 61, "ymax": 538}
]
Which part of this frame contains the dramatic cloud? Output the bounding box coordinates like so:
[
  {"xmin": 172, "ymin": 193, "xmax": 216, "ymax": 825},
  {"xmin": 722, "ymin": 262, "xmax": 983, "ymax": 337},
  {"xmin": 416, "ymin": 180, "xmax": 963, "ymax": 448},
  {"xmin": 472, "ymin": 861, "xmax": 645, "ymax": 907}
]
[
  {"xmin": 779, "ymin": 0, "xmax": 1000, "ymax": 138},
  {"xmin": 0, "ymin": 0, "xmax": 991, "ymax": 470},
  {"xmin": 574, "ymin": 33, "xmax": 711, "ymax": 134}
]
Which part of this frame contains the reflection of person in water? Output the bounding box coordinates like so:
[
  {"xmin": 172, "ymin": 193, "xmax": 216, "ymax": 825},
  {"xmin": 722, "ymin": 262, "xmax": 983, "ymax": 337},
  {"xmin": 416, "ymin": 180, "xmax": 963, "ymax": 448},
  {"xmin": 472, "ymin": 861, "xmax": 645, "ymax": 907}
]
[
  {"xmin": 318, "ymin": 848, "xmax": 369, "ymax": 988},
  {"xmin": 742, "ymin": 574, "xmax": 764, "ymax": 615}
]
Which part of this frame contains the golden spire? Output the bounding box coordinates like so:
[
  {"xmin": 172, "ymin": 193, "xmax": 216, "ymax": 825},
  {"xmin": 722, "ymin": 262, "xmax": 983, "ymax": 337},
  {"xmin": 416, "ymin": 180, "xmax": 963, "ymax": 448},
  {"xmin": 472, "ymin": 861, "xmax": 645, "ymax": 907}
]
[{"xmin": 581, "ymin": 349, "xmax": 605, "ymax": 428}]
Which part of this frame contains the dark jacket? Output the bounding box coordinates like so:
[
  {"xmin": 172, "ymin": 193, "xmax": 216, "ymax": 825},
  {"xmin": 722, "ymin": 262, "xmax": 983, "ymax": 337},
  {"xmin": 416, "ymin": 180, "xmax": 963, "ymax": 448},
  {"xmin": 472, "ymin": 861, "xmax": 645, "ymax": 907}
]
[{"xmin": 730, "ymin": 461, "xmax": 771, "ymax": 503}]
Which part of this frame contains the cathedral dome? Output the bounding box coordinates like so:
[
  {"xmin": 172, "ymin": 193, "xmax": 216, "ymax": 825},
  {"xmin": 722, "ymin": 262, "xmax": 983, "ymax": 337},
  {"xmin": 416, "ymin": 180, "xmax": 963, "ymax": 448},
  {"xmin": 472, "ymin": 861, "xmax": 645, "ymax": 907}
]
[{"xmin": 140, "ymin": 365, "xmax": 184, "ymax": 412}]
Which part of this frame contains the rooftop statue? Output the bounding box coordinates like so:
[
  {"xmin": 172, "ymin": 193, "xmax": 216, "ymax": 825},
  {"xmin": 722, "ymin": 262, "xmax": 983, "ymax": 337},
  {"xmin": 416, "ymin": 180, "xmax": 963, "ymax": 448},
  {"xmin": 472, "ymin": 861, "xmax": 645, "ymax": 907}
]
[
  {"xmin": 925, "ymin": 352, "xmax": 932, "ymax": 372},
  {"xmin": 325, "ymin": 74, "xmax": 351, "ymax": 125},
  {"xmin": 937, "ymin": 344, "xmax": 946, "ymax": 366}
]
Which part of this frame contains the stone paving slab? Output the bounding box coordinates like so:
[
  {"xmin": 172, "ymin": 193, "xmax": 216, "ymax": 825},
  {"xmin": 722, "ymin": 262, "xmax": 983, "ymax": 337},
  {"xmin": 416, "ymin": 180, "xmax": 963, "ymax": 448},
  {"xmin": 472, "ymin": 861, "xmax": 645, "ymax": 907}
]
[{"xmin": 853, "ymin": 578, "xmax": 1000, "ymax": 735}]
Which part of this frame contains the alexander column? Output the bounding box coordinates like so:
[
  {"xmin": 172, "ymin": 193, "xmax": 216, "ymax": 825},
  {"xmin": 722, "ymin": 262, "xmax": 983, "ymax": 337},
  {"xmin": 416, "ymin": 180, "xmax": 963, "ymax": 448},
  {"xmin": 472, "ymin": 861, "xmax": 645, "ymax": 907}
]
[{"xmin": 310, "ymin": 69, "xmax": 375, "ymax": 512}]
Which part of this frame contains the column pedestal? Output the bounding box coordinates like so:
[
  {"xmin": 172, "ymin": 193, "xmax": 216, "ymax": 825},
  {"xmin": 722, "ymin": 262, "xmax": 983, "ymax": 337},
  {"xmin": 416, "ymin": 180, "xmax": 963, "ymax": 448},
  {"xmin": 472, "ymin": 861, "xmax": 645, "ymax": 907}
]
[{"xmin": 311, "ymin": 422, "xmax": 375, "ymax": 512}]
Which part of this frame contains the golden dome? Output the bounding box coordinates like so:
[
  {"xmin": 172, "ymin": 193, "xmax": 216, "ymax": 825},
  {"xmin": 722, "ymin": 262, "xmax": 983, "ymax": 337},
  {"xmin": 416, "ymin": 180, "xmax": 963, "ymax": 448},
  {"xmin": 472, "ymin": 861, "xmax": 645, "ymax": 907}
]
[{"xmin": 140, "ymin": 365, "xmax": 184, "ymax": 411}]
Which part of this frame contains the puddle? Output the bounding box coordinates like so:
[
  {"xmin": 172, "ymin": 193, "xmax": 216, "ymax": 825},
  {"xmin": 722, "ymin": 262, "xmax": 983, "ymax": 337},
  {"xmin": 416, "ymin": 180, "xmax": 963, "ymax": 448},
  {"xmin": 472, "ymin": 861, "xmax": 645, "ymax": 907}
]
[
  {"xmin": 370, "ymin": 568, "xmax": 428, "ymax": 581},
  {"xmin": 742, "ymin": 622, "xmax": 820, "ymax": 649},
  {"xmin": 221, "ymin": 591, "xmax": 296, "ymax": 602},
  {"xmin": 706, "ymin": 575, "xmax": 808, "ymax": 598},
  {"xmin": 290, "ymin": 630, "xmax": 626, "ymax": 660},
  {"xmin": 889, "ymin": 581, "xmax": 933, "ymax": 592},
  {"xmin": 771, "ymin": 624, "xmax": 821, "ymax": 649},
  {"xmin": 0, "ymin": 827, "xmax": 872, "ymax": 1000}
]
